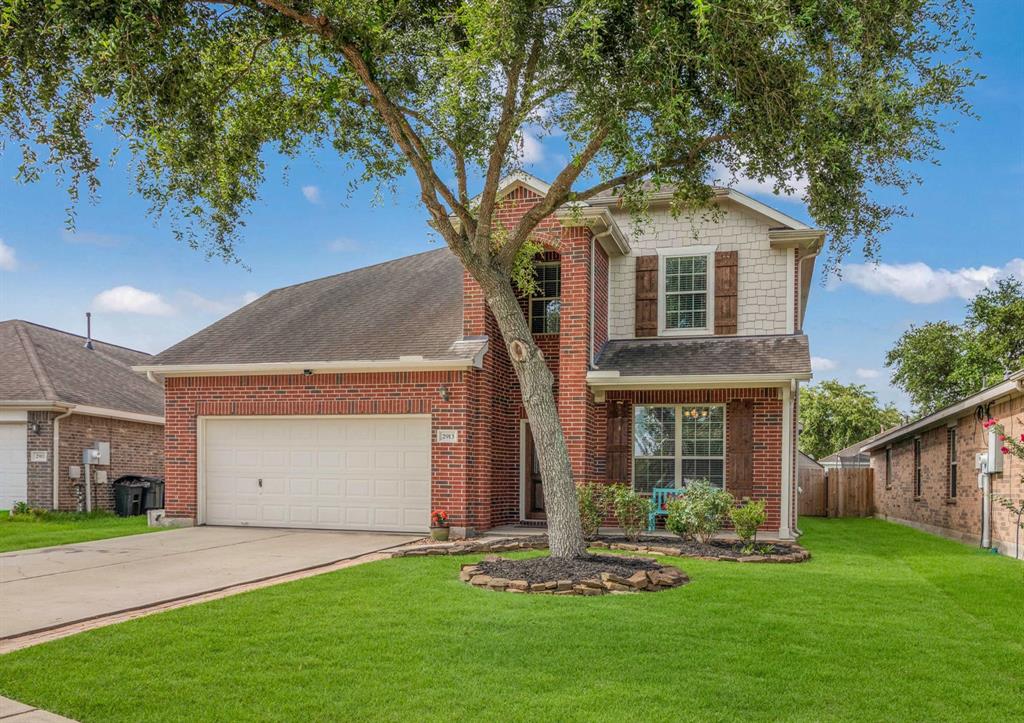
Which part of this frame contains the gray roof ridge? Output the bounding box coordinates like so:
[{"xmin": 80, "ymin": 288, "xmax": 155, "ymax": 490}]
[
  {"xmin": 263, "ymin": 246, "xmax": 450, "ymax": 298},
  {"xmin": 12, "ymin": 321, "xmax": 57, "ymax": 401},
  {"xmin": 4, "ymin": 318, "xmax": 153, "ymax": 356}
]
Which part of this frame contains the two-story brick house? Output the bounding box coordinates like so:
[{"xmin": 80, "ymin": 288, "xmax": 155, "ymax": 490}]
[{"xmin": 138, "ymin": 173, "xmax": 819, "ymax": 538}]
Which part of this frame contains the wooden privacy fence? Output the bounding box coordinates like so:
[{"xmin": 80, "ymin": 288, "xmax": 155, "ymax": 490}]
[{"xmin": 798, "ymin": 467, "xmax": 874, "ymax": 518}]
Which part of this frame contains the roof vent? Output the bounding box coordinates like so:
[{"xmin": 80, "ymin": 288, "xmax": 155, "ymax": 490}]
[{"xmin": 84, "ymin": 312, "xmax": 94, "ymax": 350}]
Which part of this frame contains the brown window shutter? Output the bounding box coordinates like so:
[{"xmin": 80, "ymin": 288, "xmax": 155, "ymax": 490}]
[
  {"xmin": 714, "ymin": 250, "xmax": 738, "ymax": 335},
  {"xmin": 606, "ymin": 400, "xmax": 631, "ymax": 482},
  {"xmin": 634, "ymin": 255, "xmax": 659, "ymax": 337},
  {"xmin": 726, "ymin": 398, "xmax": 754, "ymax": 499}
]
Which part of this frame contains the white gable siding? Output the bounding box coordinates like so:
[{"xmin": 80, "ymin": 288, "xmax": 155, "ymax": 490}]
[{"xmin": 607, "ymin": 202, "xmax": 790, "ymax": 339}]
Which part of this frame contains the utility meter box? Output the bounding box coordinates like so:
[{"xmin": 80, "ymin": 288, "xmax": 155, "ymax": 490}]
[
  {"xmin": 987, "ymin": 431, "xmax": 1005, "ymax": 474},
  {"xmin": 95, "ymin": 470, "xmax": 108, "ymax": 485},
  {"xmin": 82, "ymin": 448, "xmax": 100, "ymax": 465},
  {"xmin": 94, "ymin": 441, "xmax": 111, "ymax": 466},
  {"xmin": 68, "ymin": 465, "xmax": 81, "ymax": 479}
]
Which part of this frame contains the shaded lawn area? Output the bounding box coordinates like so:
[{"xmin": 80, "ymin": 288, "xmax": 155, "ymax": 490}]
[
  {"xmin": 0, "ymin": 512, "xmax": 159, "ymax": 553},
  {"xmin": 0, "ymin": 518, "xmax": 1021, "ymax": 722}
]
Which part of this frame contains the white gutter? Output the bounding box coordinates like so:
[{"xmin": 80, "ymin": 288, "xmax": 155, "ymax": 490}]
[
  {"xmin": 134, "ymin": 356, "xmax": 483, "ymax": 380},
  {"xmin": 52, "ymin": 408, "xmax": 73, "ymax": 510},
  {"xmin": 587, "ymin": 371, "xmax": 809, "ymax": 394},
  {"xmin": 71, "ymin": 405, "xmax": 165, "ymax": 425}
]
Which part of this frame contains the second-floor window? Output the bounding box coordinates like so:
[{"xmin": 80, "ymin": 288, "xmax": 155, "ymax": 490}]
[
  {"xmin": 530, "ymin": 262, "xmax": 561, "ymax": 334},
  {"xmin": 658, "ymin": 249, "xmax": 714, "ymax": 335}
]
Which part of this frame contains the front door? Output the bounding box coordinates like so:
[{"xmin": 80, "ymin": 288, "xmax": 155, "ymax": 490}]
[{"xmin": 522, "ymin": 424, "xmax": 546, "ymax": 520}]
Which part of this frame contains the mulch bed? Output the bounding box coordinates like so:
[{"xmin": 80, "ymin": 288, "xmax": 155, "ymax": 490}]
[
  {"xmin": 460, "ymin": 554, "xmax": 688, "ymax": 595},
  {"xmin": 592, "ymin": 536, "xmax": 810, "ymax": 563}
]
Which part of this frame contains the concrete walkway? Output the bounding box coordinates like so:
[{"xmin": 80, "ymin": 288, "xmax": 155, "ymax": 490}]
[
  {"xmin": 0, "ymin": 526, "xmax": 418, "ymax": 640},
  {"xmin": 0, "ymin": 695, "xmax": 75, "ymax": 721}
]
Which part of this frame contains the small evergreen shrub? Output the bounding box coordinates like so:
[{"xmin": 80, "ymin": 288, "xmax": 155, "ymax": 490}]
[
  {"xmin": 576, "ymin": 482, "xmax": 609, "ymax": 540},
  {"xmin": 609, "ymin": 484, "xmax": 652, "ymax": 542},
  {"xmin": 664, "ymin": 494, "xmax": 695, "ymax": 541},
  {"xmin": 682, "ymin": 480, "xmax": 734, "ymax": 544},
  {"xmin": 730, "ymin": 499, "xmax": 767, "ymax": 553}
]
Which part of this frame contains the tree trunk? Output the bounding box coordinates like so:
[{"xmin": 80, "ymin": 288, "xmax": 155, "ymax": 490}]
[{"xmin": 474, "ymin": 264, "xmax": 588, "ymax": 558}]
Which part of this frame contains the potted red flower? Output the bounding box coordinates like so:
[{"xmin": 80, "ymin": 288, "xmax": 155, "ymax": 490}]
[{"xmin": 430, "ymin": 509, "xmax": 450, "ymax": 541}]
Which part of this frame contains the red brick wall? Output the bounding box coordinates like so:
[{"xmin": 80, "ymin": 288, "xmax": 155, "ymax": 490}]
[
  {"xmin": 163, "ymin": 371, "xmax": 473, "ymax": 526},
  {"xmin": 26, "ymin": 411, "xmax": 55, "ymax": 508},
  {"xmin": 57, "ymin": 414, "xmax": 164, "ymax": 511},
  {"xmin": 601, "ymin": 388, "xmax": 785, "ymax": 532},
  {"xmin": 872, "ymin": 392, "xmax": 1023, "ymax": 554}
]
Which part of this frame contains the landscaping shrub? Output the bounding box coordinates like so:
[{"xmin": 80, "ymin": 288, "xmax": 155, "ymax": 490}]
[
  {"xmin": 664, "ymin": 494, "xmax": 695, "ymax": 541},
  {"xmin": 609, "ymin": 484, "xmax": 652, "ymax": 542},
  {"xmin": 576, "ymin": 482, "xmax": 609, "ymax": 540},
  {"xmin": 681, "ymin": 480, "xmax": 734, "ymax": 544},
  {"xmin": 730, "ymin": 499, "xmax": 767, "ymax": 553}
]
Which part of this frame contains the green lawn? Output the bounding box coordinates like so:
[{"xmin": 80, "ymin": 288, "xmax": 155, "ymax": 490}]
[
  {"xmin": 0, "ymin": 518, "xmax": 1021, "ymax": 722},
  {"xmin": 0, "ymin": 511, "xmax": 159, "ymax": 553}
]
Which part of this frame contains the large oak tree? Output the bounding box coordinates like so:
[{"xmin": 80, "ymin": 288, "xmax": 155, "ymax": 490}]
[{"xmin": 1, "ymin": 0, "xmax": 977, "ymax": 557}]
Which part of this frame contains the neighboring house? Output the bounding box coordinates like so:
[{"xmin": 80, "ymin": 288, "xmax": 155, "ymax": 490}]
[
  {"xmin": 862, "ymin": 370, "xmax": 1024, "ymax": 556},
  {"xmin": 0, "ymin": 320, "xmax": 165, "ymax": 511},
  {"xmin": 138, "ymin": 173, "xmax": 820, "ymax": 538},
  {"xmin": 798, "ymin": 451, "xmax": 824, "ymax": 473},
  {"xmin": 820, "ymin": 439, "xmax": 875, "ymax": 469}
]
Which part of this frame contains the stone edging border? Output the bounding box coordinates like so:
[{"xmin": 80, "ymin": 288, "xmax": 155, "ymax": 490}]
[
  {"xmin": 390, "ymin": 536, "xmax": 811, "ymax": 563},
  {"xmin": 459, "ymin": 558, "xmax": 689, "ymax": 595}
]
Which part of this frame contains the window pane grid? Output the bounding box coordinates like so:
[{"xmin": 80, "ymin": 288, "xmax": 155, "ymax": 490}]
[
  {"xmin": 664, "ymin": 255, "xmax": 708, "ymax": 330},
  {"xmin": 530, "ymin": 262, "xmax": 561, "ymax": 333},
  {"xmin": 633, "ymin": 405, "xmax": 725, "ymax": 494}
]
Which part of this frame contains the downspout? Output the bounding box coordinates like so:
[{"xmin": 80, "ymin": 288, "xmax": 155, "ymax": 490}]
[
  {"xmin": 52, "ymin": 407, "xmax": 73, "ymax": 510},
  {"xmin": 589, "ymin": 236, "xmax": 596, "ymax": 367},
  {"xmin": 796, "ymin": 246, "xmax": 821, "ymax": 332}
]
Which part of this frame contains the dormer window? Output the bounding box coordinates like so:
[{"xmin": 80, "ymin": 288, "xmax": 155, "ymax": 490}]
[
  {"xmin": 657, "ymin": 247, "xmax": 715, "ymax": 335},
  {"xmin": 530, "ymin": 262, "xmax": 561, "ymax": 334}
]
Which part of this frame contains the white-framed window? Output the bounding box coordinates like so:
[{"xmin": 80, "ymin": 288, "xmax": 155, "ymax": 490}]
[
  {"xmin": 657, "ymin": 247, "xmax": 715, "ymax": 335},
  {"xmin": 632, "ymin": 404, "xmax": 725, "ymax": 494},
  {"xmin": 530, "ymin": 261, "xmax": 561, "ymax": 334}
]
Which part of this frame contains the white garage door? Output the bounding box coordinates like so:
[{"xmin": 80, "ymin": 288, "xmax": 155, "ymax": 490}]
[
  {"xmin": 0, "ymin": 423, "xmax": 28, "ymax": 510},
  {"xmin": 203, "ymin": 416, "xmax": 431, "ymax": 532}
]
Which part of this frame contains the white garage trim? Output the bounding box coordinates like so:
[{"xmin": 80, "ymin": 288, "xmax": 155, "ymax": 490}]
[
  {"xmin": 197, "ymin": 414, "xmax": 432, "ymax": 531},
  {"xmin": 0, "ymin": 422, "xmax": 28, "ymax": 509}
]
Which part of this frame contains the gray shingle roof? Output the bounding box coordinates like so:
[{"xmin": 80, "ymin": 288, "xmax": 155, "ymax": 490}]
[
  {"xmin": 594, "ymin": 334, "xmax": 811, "ymax": 377},
  {"xmin": 0, "ymin": 320, "xmax": 164, "ymax": 416},
  {"xmin": 149, "ymin": 248, "xmax": 473, "ymax": 366}
]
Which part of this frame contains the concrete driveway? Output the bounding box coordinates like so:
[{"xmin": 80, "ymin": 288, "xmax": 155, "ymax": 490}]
[{"xmin": 0, "ymin": 527, "xmax": 418, "ymax": 639}]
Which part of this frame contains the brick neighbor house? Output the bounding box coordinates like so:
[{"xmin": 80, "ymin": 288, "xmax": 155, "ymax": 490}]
[
  {"xmin": 138, "ymin": 173, "xmax": 820, "ymax": 538},
  {"xmin": 0, "ymin": 320, "xmax": 165, "ymax": 511},
  {"xmin": 862, "ymin": 370, "xmax": 1024, "ymax": 557}
]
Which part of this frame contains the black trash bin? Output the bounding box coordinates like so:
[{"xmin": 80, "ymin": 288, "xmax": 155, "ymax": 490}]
[
  {"xmin": 144, "ymin": 478, "xmax": 165, "ymax": 511},
  {"xmin": 114, "ymin": 482, "xmax": 145, "ymax": 517},
  {"xmin": 112, "ymin": 475, "xmax": 163, "ymax": 517}
]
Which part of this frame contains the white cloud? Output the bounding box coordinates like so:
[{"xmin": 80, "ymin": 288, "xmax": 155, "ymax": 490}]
[
  {"xmin": 515, "ymin": 130, "xmax": 545, "ymax": 165},
  {"xmin": 835, "ymin": 258, "xmax": 1024, "ymax": 304},
  {"xmin": 710, "ymin": 162, "xmax": 809, "ymax": 199},
  {"xmin": 0, "ymin": 239, "xmax": 16, "ymax": 271},
  {"xmin": 93, "ymin": 286, "xmax": 175, "ymax": 316},
  {"xmin": 302, "ymin": 185, "xmax": 322, "ymax": 204},
  {"xmin": 326, "ymin": 238, "xmax": 360, "ymax": 253},
  {"xmin": 178, "ymin": 290, "xmax": 261, "ymax": 315},
  {"xmin": 811, "ymin": 356, "xmax": 838, "ymax": 372},
  {"xmin": 855, "ymin": 368, "xmax": 881, "ymax": 380}
]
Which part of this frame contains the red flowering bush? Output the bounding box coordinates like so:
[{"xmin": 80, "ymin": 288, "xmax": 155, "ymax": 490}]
[
  {"xmin": 982, "ymin": 417, "xmax": 1024, "ymax": 472},
  {"xmin": 430, "ymin": 509, "xmax": 449, "ymax": 528}
]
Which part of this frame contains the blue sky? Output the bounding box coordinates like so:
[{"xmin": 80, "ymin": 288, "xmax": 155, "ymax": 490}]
[{"xmin": 0, "ymin": 3, "xmax": 1021, "ymax": 412}]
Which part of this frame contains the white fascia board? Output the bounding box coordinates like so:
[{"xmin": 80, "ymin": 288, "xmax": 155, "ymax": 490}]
[
  {"xmin": 720, "ymin": 189, "xmax": 810, "ymax": 230},
  {"xmin": 768, "ymin": 228, "xmax": 825, "ymax": 249},
  {"xmin": 134, "ymin": 357, "xmax": 480, "ymax": 379},
  {"xmin": 586, "ymin": 372, "xmax": 810, "ymax": 390},
  {"xmin": 861, "ymin": 373, "xmax": 1024, "ymax": 453},
  {"xmin": 554, "ymin": 206, "xmax": 630, "ymax": 255},
  {"xmin": 466, "ymin": 171, "xmax": 553, "ymax": 208}
]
